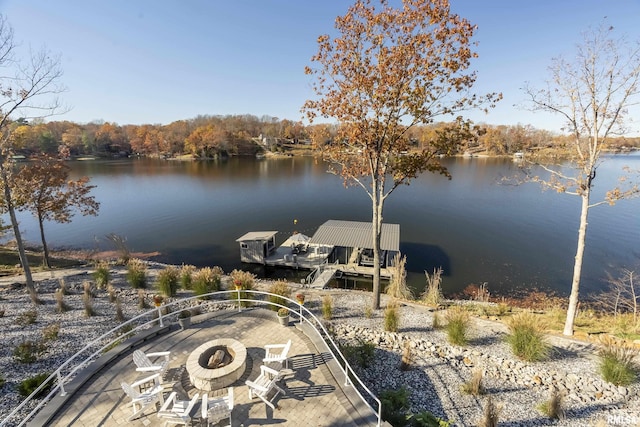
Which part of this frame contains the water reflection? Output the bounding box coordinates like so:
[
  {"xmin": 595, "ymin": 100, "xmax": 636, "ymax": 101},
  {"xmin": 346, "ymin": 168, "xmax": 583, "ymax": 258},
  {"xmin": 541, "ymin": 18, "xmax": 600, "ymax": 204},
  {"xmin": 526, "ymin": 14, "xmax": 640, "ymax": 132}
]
[{"xmin": 10, "ymin": 155, "xmax": 640, "ymax": 297}]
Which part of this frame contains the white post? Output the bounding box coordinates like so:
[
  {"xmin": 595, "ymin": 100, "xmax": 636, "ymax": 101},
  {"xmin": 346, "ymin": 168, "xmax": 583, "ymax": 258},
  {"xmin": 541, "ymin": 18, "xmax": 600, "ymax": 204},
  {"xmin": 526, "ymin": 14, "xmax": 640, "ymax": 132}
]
[
  {"xmin": 157, "ymin": 306, "xmax": 164, "ymax": 327},
  {"xmin": 57, "ymin": 372, "xmax": 67, "ymax": 396}
]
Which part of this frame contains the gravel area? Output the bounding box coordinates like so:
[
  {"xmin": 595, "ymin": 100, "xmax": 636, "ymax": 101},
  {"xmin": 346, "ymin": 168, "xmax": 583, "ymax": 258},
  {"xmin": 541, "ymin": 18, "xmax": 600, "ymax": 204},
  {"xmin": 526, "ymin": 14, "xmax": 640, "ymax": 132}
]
[{"xmin": 0, "ymin": 265, "xmax": 639, "ymax": 426}]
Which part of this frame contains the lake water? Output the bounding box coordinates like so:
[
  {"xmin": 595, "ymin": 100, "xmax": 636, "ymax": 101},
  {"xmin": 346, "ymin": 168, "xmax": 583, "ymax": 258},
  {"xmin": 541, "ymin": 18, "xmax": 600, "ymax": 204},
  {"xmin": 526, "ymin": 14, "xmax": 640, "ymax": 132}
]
[{"xmin": 11, "ymin": 154, "xmax": 640, "ymax": 297}]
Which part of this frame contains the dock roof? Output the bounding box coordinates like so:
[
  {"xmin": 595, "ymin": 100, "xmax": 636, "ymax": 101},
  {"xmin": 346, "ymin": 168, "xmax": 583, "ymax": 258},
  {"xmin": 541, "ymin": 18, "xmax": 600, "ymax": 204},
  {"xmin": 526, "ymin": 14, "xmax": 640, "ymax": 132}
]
[
  {"xmin": 310, "ymin": 220, "xmax": 400, "ymax": 251},
  {"xmin": 236, "ymin": 231, "xmax": 278, "ymax": 242}
]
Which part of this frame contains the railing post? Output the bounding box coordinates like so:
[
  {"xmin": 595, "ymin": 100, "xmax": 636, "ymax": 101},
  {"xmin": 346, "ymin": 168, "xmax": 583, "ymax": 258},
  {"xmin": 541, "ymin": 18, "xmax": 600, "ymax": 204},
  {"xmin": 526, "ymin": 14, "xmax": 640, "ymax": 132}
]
[
  {"xmin": 344, "ymin": 361, "xmax": 352, "ymax": 386},
  {"xmin": 157, "ymin": 306, "xmax": 164, "ymax": 327},
  {"xmin": 57, "ymin": 372, "xmax": 67, "ymax": 396},
  {"xmin": 237, "ymin": 288, "xmax": 241, "ymax": 312}
]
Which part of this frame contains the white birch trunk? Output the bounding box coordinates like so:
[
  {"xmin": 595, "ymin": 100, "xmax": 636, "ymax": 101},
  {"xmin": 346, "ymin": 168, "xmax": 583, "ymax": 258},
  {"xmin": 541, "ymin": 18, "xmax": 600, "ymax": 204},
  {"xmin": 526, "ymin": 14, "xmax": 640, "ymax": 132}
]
[{"xmin": 563, "ymin": 190, "xmax": 590, "ymax": 336}]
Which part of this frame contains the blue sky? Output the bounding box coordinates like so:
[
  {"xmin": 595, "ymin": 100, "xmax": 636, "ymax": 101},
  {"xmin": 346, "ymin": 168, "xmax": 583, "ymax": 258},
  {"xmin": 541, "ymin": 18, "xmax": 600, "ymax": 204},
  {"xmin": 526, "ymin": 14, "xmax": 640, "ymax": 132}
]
[{"xmin": 1, "ymin": 0, "xmax": 640, "ymax": 134}]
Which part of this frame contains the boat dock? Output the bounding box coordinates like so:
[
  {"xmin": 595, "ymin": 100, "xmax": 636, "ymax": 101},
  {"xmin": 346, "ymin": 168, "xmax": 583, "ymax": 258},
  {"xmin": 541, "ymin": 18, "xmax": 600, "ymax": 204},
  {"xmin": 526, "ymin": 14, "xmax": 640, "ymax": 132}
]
[{"xmin": 236, "ymin": 220, "xmax": 400, "ymax": 288}]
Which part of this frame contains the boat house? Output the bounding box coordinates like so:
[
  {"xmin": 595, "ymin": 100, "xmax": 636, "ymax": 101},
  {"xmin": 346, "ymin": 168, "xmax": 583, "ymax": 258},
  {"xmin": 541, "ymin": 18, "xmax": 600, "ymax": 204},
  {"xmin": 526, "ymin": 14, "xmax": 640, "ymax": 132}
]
[
  {"xmin": 310, "ymin": 220, "xmax": 400, "ymax": 268},
  {"xmin": 236, "ymin": 220, "xmax": 400, "ymax": 287},
  {"xmin": 235, "ymin": 231, "xmax": 277, "ymax": 264}
]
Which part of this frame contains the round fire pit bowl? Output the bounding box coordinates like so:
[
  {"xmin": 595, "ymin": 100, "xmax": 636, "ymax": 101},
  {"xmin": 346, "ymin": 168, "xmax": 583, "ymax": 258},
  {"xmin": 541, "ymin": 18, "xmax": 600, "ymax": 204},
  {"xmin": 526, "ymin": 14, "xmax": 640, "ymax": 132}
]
[{"xmin": 186, "ymin": 338, "xmax": 247, "ymax": 391}]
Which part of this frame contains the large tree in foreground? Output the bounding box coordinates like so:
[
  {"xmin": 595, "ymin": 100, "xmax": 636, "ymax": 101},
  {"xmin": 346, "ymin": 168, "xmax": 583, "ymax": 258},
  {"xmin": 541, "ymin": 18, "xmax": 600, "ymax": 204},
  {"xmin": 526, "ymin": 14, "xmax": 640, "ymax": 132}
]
[
  {"xmin": 303, "ymin": 0, "xmax": 500, "ymax": 309},
  {"xmin": 523, "ymin": 23, "xmax": 640, "ymax": 336},
  {"xmin": 13, "ymin": 149, "xmax": 99, "ymax": 268},
  {"xmin": 0, "ymin": 15, "xmax": 64, "ymax": 300}
]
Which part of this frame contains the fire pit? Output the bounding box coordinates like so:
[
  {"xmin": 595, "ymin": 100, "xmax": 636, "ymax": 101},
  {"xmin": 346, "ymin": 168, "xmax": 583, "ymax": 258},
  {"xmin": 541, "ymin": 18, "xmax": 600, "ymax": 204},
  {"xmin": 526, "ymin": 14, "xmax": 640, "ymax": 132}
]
[{"xmin": 186, "ymin": 338, "xmax": 247, "ymax": 391}]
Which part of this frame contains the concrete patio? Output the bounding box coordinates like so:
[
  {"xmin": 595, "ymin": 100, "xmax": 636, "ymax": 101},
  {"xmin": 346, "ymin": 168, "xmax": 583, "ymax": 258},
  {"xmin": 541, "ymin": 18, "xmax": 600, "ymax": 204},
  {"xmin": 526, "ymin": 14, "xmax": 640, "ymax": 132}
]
[{"xmin": 40, "ymin": 307, "xmax": 379, "ymax": 427}]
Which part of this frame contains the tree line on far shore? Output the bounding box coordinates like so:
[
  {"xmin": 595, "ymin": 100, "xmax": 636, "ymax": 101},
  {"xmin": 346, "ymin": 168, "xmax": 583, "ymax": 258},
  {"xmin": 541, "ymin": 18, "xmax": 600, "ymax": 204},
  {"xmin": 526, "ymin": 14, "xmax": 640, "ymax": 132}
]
[{"xmin": 8, "ymin": 115, "xmax": 640, "ymax": 161}]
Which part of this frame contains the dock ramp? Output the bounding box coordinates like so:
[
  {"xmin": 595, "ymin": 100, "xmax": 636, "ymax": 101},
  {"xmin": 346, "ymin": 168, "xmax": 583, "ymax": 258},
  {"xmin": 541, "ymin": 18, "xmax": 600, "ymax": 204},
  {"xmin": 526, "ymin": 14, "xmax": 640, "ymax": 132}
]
[{"xmin": 305, "ymin": 263, "xmax": 339, "ymax": 289}]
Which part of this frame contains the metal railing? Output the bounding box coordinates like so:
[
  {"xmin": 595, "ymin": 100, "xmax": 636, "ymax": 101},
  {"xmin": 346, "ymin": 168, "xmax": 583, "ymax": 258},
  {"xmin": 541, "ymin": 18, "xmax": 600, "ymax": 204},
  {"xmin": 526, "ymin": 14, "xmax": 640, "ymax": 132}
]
[{"xmin": 1, "ymin": 289, "xmax": 381, "ymax": 427}]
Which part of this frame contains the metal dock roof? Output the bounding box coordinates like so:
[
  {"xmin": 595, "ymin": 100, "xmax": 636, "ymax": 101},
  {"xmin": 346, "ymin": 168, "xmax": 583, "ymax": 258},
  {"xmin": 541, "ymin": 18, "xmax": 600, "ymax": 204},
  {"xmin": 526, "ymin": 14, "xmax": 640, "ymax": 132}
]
[{"xmin": 310, "ymin": 220, "xmax": 400, "ymax": 251}]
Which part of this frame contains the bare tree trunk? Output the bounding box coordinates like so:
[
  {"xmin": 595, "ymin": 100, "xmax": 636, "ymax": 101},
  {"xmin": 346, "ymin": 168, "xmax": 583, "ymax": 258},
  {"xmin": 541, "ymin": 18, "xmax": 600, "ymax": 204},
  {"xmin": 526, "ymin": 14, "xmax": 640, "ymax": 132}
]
[
  {"xmin": 37, "ymin": 210, "xmax": 51, "ymax": 268},
  {"xmin": 1, "ymin": 164, "xmax": 35, "ymax": 296},
  {"xmin": 564, "ymin": 191, "xmax": 590, "ymax": 336},
  {"xmin": 371, "ymin": 180, "xmax": 383, "ymax": 310}
]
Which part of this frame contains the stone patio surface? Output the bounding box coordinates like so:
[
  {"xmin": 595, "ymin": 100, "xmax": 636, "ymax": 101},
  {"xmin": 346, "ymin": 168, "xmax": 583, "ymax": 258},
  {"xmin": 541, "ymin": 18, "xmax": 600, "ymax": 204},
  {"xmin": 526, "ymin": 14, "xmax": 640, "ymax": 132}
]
[{"xmin": 45, "ymin": 307, "xmax": 379, "ymax": 427}]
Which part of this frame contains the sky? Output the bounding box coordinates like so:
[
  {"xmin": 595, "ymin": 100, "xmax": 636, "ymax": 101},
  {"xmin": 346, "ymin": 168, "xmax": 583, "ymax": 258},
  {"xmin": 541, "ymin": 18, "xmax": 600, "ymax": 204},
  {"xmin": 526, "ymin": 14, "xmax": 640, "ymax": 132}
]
[{"xmin": 1, "ymin": 0, "xmax": 640, "ymax": 134}]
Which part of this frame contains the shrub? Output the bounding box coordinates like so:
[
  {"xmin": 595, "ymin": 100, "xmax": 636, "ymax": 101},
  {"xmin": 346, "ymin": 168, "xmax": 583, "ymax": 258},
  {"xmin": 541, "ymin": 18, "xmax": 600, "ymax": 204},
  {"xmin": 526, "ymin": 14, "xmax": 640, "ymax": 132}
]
[
  {"xmin": 364, "ymin": 305, "xmax": 373, "ymax": 319},
  {"xmin": 58, "ymin": 278, "xmax": 68, "ymax": 295},
  {"xmin": 27, "ymin": 287, "xmax": 41, "ymax": 305},
  {"xmin": 229, "ymin": 269, "xmax": 254, "ymax": 289},
  {"xmin": 138, "ymin": 289, "xmax": 148, "ymax": 309},
  {"xmin": 16, "ymin": 309, "xmax": 37, "ymax": 326},
  {"xmin": 341, "ymin": 339, "xmax": 375, "ymax": 368},
  {"xmin": 422, "ymin": 267, "xmax": 444, "ymax": 307},
  {"xmin": 537, "ymin": 390, "xmax": 565, "ymax": 420},
  {"xmin": 14, "ymin": 341, "xmax": 45, "ymax": 363},
  {"xmin": 598, "ymin": 335, "xmax": 638, "ymax": 386},
  {"xmin": 432, "ymin": 310, "xmax": 442, "ymax": 329},
  {"xmin": 384, "ymin": 301, "xmax": 400, "ymax": 332},
  {"xmin": 82, "ymin": 292, "xmax": 97, "ymax": 317},
  {"xmin": 43, "ymin": 323, "xmax": 60, "ymax": 341},
  {"xmin": 400, "ymin": 342, "xmax": 412, "ymax": 371},
  {"xmin": 380, "ymin": 387, "xmax": 410, "ymax": 426},
  {"xmin": 180, "ymin": 264, "xmax": 196, "ymax": 289},
  {"xmin": 386, "ymin": 254, "xmax": 413, "ymax": 300},
  {"xmin": 496, "ymin": 300, "xmax": 511, "ymax": 316},
  {"xmin": 115, "ymin": 296, "xmax": 125, "ymax": 322},
  {"xmin": 461, "ymin": 369, "xmax": 484, "ymax": 395},
  {"xmin": 445, "ymin": 306, "xmax": 470, "ymax": 346},
  {"xmin": 126, "ymin": 258, "xmax": 147, "ymax": 289},
  {"xmin": 268, "ymin": 280, "xmax": 291, "ymax": 311},
  {"xmin": 229, "ymin": 269, "xmax": 255, "ymax": 307},
  {"xmin": 107, "ymin": 284, "xmax": 116, "ymax": 303},
  {"xmin": 18, "ymin": 372, "xmax": 52, "ymax": 398},
  {"xmin": 478, "ymin": 396, "xmax": 502, "ymax": 427},
  {"xmin": 322, "ymin": 295, "xmax": 333, "ymax": 320},
  {"xmin": 193, "ymin": 267, "xmax": 222, "ymax": 299},
  {"xmin": 505, "ymin": 311, "xmax": 550, "ymax": 362},
  {"xmin": 83, "ymin": 281, "xmax": 94, "ymax": 297},
  {"xmin": 277, "ymin": 307, "xmax": 289, "ymax": 317},
  {"xmin": 55, "ymin": 289, "xmax": 69, "ymax": 313},
  {"xmin": 105, "ymin": 233, "xmax": 130, "ymax": 264},
  {"xmin": 93, "ymin": 261, "xmax": 110, "ymax": 289},
  {"xmin": 178, "ymin": 309, "xmax": 192, "ymax": 319},
  {"xmin": 409, "ymin": 411, "xmax": 452, "ymax": 426},
  {"xmin": 156, "ymin": 266, "xmax": 180, "ymax": 297}
]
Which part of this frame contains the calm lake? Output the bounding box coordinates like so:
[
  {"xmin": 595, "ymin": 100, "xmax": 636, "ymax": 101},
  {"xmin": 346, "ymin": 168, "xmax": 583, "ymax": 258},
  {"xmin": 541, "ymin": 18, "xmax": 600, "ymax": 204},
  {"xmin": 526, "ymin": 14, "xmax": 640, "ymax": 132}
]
[{"xmin": 11, "ymin": 154, "xmax": 640, "ymax": 297}]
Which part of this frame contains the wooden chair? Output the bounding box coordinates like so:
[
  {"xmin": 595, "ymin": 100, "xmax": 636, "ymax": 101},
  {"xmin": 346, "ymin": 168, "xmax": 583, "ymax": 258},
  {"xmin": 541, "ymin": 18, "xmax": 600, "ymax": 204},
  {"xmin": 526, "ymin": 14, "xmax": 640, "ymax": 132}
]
[
  {"xmin": 133, "ymin": 349, "xmax": 171, "ymax": 379},
  {"xmin": 120, "ymin": 373, "xmax": 164, "ymax": 421},
  {"xmin": 157, "ymin": 391, "xmax": 200, "ymax": 426},
  {"xmin": 263, "ymin": 339, "xmax": 291, "ymax": 368},
  {"xmin": 201, "ymin": 388, "xmax": 234, "ymax": 426},
  {"xmin": 246, "ymin": 365, "xmax": 285, "ymax": 410}
]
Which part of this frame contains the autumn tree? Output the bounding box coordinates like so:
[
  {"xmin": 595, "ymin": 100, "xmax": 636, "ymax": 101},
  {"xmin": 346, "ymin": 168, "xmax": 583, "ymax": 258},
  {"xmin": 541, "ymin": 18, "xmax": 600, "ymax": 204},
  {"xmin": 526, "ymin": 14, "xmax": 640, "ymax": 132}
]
[
  {"xmin": 185, "ymin": 124, "xmax": 226, "ymax": 158},
  {"xmin": 303, "ymin": 0, "xmax": 500, "ymax": 309},
  {"xmin": 0, "ymin": 15, "xmax": 65, "ymax": 299},
  {"xmin": 13, "ymin": 149, "xmax": 99, "ymax": 267},
  {"xmin": 523, "ymin": 23, "xmax": 640, "ymax": 336}
]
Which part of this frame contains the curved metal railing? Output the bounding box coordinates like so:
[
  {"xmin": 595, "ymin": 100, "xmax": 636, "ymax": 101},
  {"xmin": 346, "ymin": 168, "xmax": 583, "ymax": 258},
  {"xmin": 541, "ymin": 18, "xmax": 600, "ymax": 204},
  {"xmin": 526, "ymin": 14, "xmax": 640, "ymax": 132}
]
[{"xmin": 0, "ymin": 289, "xmax": 381, "ymax": 427}]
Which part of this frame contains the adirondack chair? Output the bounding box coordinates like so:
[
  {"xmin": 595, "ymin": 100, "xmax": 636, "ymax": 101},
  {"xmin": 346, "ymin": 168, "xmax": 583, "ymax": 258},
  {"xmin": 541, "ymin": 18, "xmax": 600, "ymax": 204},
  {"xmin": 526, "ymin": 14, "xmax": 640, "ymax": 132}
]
[
  {"xmin": 121, "ymin": 373, "xmax": 164, "ymax": 421},
  {"xmin": 263, "ymin": 339, "xmax": 291, "ymax": 368},
  {"xmin": 245, "ymin": 365, "xmax": 285, "ymax": 410},
  {"xmin": 201, "ymin": 388, "xmax": 234, "ymax": 426},
  {"xmin": 133, "ymin": 349, "xmax": 171, "ymax": 380},
  {"xmin": 157, "ymin": 391, "xmax": 200, "ymax": 426}
]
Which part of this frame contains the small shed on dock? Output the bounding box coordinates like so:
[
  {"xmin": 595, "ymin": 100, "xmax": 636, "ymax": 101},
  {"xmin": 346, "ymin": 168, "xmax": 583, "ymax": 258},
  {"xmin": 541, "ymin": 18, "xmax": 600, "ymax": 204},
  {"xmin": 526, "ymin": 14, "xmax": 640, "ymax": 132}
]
[
  {"xmin": 310, "ymin": 220, "xmax": 400, "ymax": 267},
  {"xmin": 236, "ymin": 231, "xmax": 277, "ymax": 264}
]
